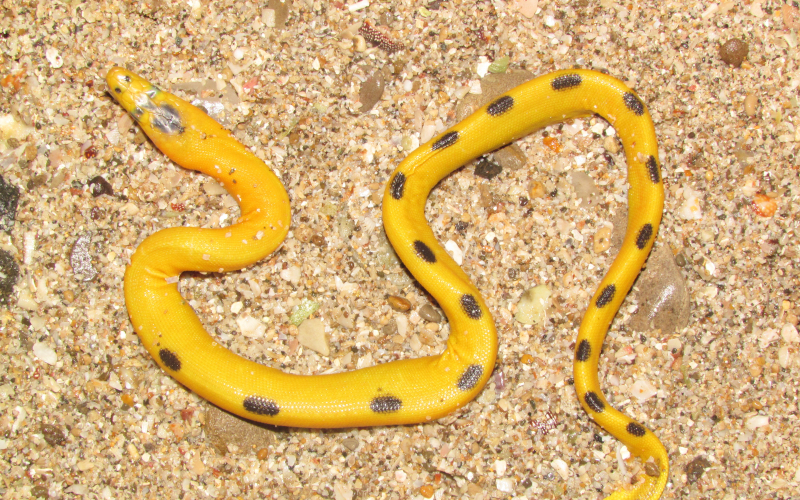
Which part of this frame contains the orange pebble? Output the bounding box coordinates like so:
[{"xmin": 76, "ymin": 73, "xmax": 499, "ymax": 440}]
[
  {"xmin": 752, "ymin": 193, "xmax": 777, "ymax": 217},
  {"xmin": 543, "ymin": 136, "xmax": 562, "ymax": 152},
  {"xmin": 419, "ymin": 484, "xmax": 435, "ymax": 498},
  {"xmin": 121, "ymin": 393, "xmax": 134, "ymax": 407},
  {"xmin": 521, "ymin": 354, "xmax": 534, "ymax": 365}
]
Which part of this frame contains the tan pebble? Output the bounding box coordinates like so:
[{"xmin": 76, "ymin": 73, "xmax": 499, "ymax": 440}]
[
  {"xmin": 603, "ymin": 135, "xmax": 620, "ymax": 154},
  {"xmin": 593, "ymin": 226, "xmax": 612, "ymax": 253},
  {"xmin": 529, "ymin": 181, "xmax": 546, "ymax": 198},
  {"xmin": 744, "ymin": 93, "xmax": 758, "ymax": 116},
  {"xmin": 644, "ymin": 461, "xmax": 661, "ymax": 477},
  {"xmin": 752, "ymin": 193, "xmax": 777, "ymax": 217},
  {"xmin": 190, "ymin": 455, "xmax": 206, "ymax": 475},
  {"xmin": 425, "ymin": 322, "xmax": 439, "ymax": 332},
  {"xmin": 257, "ymin": 448, "xmax": 269, "ymax": 460},
  {"xmin": 295, "ymin": 226, "xmax": 313, "ymax": 243},
  {"xmin": 62, "ymin": 289, "xmax": 75, "ymax": 303},
  {"xmin": 169, "ymin": 422, "xmax": 184, "ymax": 440},
  {"xmin": 387, "ymin": 295, "xmax": 411, "ymax": 312},
  {"xmin": 354, "ymin": 35, "xmax": 367, "ymax": 52}
]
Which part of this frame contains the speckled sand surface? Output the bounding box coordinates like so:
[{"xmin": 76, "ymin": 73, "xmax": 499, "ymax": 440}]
[{"xmin": 1, "ymin": 1, "xmax": 799, "ymax": 499}]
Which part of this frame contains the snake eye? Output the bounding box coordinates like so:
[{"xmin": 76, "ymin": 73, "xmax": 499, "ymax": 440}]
[
  {"xmin": 114, "ymin": 87, "xmax": 121, "ymax": 93},
  {"xmin": 121, "ymin": 75, "xmax": 131, "ymax": 83}
]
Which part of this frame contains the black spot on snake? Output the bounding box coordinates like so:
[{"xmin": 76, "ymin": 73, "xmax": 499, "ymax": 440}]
[
  {"xmin": 159, "ymin": 348, "xmax": 181, "ymax": 371},
  {"xmin": 636, "ymin": 224, "xmax": 653, "ymax": 250},
  {"xmin": 585, "ymin": 391, "xmax": 605, "ymax": 413},
  {"xmin": 432, "ymin": 131, "xmax": 458, "ymax": 150},
  {"xmin": 370, "ymin": 395, "xmax": 402, "ymax": 413},
  {"xmin": 151, "ymin": 103, "xmax": 184, "ymax": 135},
  {"xmin": 623, "ymin": 92, "xmax": 645, "ymax": 116},
  {"xmin": 243, "ymin": 396, "xmax": 280, "ymax": 416},
  {"xmin": 627, "ymin": 422, "xmax": 647, "ymax": 437},
  {"xmin": 647, "ymin": 155, "xmax": 660, "ymax": 183},
  {"xmin": 457, "ymin": 364, "xmax": 483, "ymax": 391},
  {"xmin": 551, "ymin": 73, "xmax": 583, "ymax": 90},
  {"xmin": 595, "ymin": 284, "xmax": 616, "ymax": 308},
  {"xmin": 390, "ymin": 172, "xmax": 406, "ymax": 200},
  {"xmin": 575, "ymin": 339, "xmax": 591, "ymax": 362},
  {"xmin": 486, "ymin": 96, "xmax": 514, "ymax": 116},
  {"xmin": 414, "ymin": 240, "xmax": 436, "ymax": 263},
  {"xmin": 460, "ymin": 294, "xmax": 482, "ymax": 319}
]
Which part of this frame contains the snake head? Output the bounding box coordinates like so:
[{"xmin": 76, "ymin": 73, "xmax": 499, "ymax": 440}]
[{"xmin": 106, "ymin": 67, "xmax": 185, "ymax": 136}]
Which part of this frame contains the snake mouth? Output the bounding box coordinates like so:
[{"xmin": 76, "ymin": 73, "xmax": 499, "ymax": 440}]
[{"xmin": 106, "ymin": 67, "xmax": 185, "ymax": 135}]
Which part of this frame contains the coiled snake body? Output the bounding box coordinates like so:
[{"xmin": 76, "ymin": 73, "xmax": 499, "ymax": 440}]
[{"xmin": 107, "ymin": 66, "xmax": 668, "ymax": 499}]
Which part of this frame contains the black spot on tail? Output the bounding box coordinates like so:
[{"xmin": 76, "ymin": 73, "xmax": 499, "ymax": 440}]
[
  {"xmin": 243, "ymin": 396, "xmax": 280, "ymax": 416},
  {"xmin": 390, "ymin": 172, "xmax": 406, "ymax": 200},
  {"xmin": 585, "ymin": 392, "xmax": 605, "ymax": 413},
  {"xmin": 159, "ymin": 349, "xmax": 181, "ymax": 371},
  {"xmin": 460, "ymin": 294, "xmax": 482, "ymax": 319},
  {"xmin": 636, "ymin": 224, "xmax": 653, "ymax": 250},
  {"xmin": 575, "ymin": 339, "xmax": 591, "ymax": 362},
  {"xmin": 370, "ymin": 395, "xmax": 402, "ymax": 413},
  {"xmin": 457, "ymin": 364, "xmax": 484, "ymax": 391},
  {"xmin": 487, "ymin": 96, "xmax": 514, "ymax": 116},
  {"xmin": 646, "ymin": 155, "xmax": 660, "ymax": 183},
  {"xmin": 595, "ymin": 284, "xmax": 616, "ymax": 308},
  {"xmin": 551, "ymin": 74, "xmax": 583, "ymax": 90},
  {"xmin": 627, "ymin": 422, "xmax": 647, "ymax": 437},
  {"xmin": 623, "ymin": 92, "xmax": 645, "ymax": 116},
  {"xmin": 432, "ymin": 131, "xmax": 458, "ymax": 150},
  {"xmin": 414, "ymin": 240, "xmax": 436, "ymax": 263}
]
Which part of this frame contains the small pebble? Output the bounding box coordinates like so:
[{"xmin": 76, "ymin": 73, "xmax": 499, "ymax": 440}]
[
  {"xmin": 514, "ymin": 285, "xmax": 551, "ymax": 325},
  {"xmin": 743, "ymin": 93, "xmax": 758, "ymax": 116},
  {"xmin": 751, "ymin": 193, "xmax": 777, "ymax": 217},
  {"xmin": 257, "ymin": 448, "xmax": 269, "ymax": 460},
  {"xmin": 33, "ymin": 342, "xmax": 57, "ymax": 365},
  {"xmin": 418, "ymin": 304, "xmax": 442, "ymax": 323},
  {"xmin": 529, "ymin": 181, "xmax": 546, "ymax": 198},
  {"xmin": 387, "ymin": 295, "xmax": 411, "ymax": 312},
  {"xmin": 70, "ymin": 232, "xmax": 98, "ymax": 281},
  {"xmin": 0, "ymin": 175, "xmax": 20, "ymax": 232},
  {"xmin": 359, "ymin": 70, "xmax": 386, "ymax": 114},
  {"xmin": 40, "ymin": 423, "xmax": 67, "ymax": 446},
  {"xmin": 719, "ymin": 38, "xmax": 748, "ymax": 67},
  {"xmin": 593, "ymin": 226, "xmax": 612, "ymax": 253},
  {"xmin": 684, "ymin": 456, "xmax": 711, "ymax": 483},
  {"xmin": 419, "ymin": 484, "xmax": 435, "ymax": 498},
  {"xmin": 474, "ymin": 157, "xmax": 502, "ymax": 179},
  {"xmin": 0, "ymin": 250, "xmax": 19, "ymax": 305},
  {"xmin": 298, "ymin": 318, "xmax": 329, "ymax": 356}
]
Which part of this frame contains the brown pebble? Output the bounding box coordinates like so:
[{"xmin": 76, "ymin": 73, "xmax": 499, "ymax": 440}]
[
  {"xmin": 311, "ymin": 234, "xmax": 326, "ymax": 247},
  {"xmin": 744, "ymin": 93, "xmax": 757, "ymax": 116},
  {"xmin": 719, "ymin": 38, "xmax": 748, "ymax": 67},
  {"xmin": 23, "ymin": 144, "xmax": 37, "ymax": 161},
  {"xmin": 257, "ymin": 448, "xmax": 269, "ymax": 460},
  {"xmin": 418, "ymin": 304, "xmax": 442, "ymax": 322},
  {"xmin": 41, "ymin": 423, "xmax": 67, "ymax": 446},
  {"xmin": 387, "ymin": 295, "xmax": 411, "ymax": 312}
]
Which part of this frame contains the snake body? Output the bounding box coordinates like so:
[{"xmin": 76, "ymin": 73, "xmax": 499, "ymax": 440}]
[{"xmin": 107, "ymin": 66, "xmax": 668, "ymax": 499}]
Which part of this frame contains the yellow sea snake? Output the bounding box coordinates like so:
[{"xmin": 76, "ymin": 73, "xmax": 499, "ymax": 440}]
[{"xmin": 107, "ymin": 66, "xmax": 668, "ymax": 499}]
